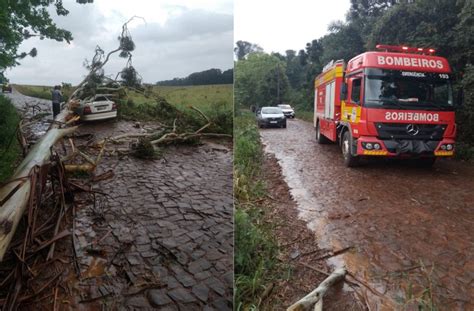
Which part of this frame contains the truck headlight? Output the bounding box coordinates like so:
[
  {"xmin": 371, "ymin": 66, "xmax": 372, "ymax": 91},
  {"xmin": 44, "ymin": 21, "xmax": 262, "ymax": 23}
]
[
  {"xmin": 365, "ymin": 143, "xmax": 373, "ymax": 150},
  {"xmin": 373, "ymin": 143, "xmax": 381, "ymax": 150},
  {"xmin": 446, "ymin": 144, "xmax": 453, "ymax": 151}
]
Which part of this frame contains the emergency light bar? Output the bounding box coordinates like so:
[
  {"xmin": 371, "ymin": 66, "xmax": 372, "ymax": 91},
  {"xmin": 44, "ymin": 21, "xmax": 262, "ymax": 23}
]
[{"xmin": 376, "ymin": 44, "xmax": 435, "ymax": 55}]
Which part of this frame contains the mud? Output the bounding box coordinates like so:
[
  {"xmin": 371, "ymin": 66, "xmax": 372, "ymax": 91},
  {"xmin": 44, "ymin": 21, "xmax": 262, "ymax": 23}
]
[
  {"xmin": 261, "ymin": 153, "xmax": 364, "ymax": 310},
  {"xmin": 260, "ymin": 118, "xmax": 474, "ymax": 310}
]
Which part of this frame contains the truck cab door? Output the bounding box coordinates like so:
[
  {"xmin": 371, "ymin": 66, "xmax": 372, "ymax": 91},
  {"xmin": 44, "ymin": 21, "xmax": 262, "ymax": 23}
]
[{"xmin": 345, "ymin": 75, "xmax": 363, "ymax": 123}]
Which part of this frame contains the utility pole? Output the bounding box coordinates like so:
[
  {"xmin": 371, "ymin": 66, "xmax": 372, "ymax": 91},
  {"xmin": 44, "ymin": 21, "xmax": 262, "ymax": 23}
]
[{"xmin": 276, "ymin": 63, "xmax": 280, "ymax": 105}]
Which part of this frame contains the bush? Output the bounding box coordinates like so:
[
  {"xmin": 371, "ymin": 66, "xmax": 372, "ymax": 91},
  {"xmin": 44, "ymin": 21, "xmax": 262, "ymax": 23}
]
[
  {"xmin": 457, "ymin": 64, "xmax": 474, "ymax": 146},
  {"xmin": 0, "ymin": 96, "xmax": 21, "ymax": 182},
  {"xmin": 235, "ymin": 208, "xmax": 278, "ymax": 309},
  {"xmin": 133, "ymin": 138, "xmax": 159, "ymax": 159},
  {"xmin": 206, "ymin": 100, "xmax": 233, "ymax": 135}
]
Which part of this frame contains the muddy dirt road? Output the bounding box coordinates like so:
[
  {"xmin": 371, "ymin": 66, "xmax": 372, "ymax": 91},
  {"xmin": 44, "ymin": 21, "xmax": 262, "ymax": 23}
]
[
  {"xmin": 260, "ymin": 118, "xmax": 474, "ymax": 310},
  {"xmin": 3, "ymin": 89, "xmax": 233, "ymax": 310}
]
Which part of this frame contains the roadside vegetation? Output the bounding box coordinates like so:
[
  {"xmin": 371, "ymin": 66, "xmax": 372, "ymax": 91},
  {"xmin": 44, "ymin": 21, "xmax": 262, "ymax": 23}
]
[
  {"xmin": 0, "ymin": 96, "xmax": 21, "ymax": 182},
  {"xmin": 295, "ymin": 110, "xmax": 313, "ymax": 123},
  {"xmin": 234, "ymin": 111, "xmax": 280, "ymax": 310},
  {"xmin": 235, "ymin": 0, "xmax": 474, "ymax": 159}
]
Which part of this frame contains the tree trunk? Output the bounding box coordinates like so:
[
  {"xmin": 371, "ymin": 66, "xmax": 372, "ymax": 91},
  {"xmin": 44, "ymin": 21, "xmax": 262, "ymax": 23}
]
[
  {"xmin": 0, "ymin": 126, "xmax": 77, "ymax": 260},
  {"xmin": 287, "ymin": 267, "xmax": 347, "ymax": 311}
]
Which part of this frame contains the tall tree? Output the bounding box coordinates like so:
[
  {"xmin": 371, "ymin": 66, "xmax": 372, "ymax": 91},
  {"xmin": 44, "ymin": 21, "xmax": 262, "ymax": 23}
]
[
  {"xmin": 235, "ymin": 53, "xmax": 289, "ymax": 109},
  {"xmin": 0, "ymin": 0, "xmax": 93, "ymax": 74},
  {"xmin": 319, "ymin": 22, "xmax": 365, "ymax": 65},
  {"xmin": 234, "ymin": 40, "xmax": 263, "ymax": 60},
  {"xmin": 366, "ymin": 0, "xmax": 466, "ymax": 71}
]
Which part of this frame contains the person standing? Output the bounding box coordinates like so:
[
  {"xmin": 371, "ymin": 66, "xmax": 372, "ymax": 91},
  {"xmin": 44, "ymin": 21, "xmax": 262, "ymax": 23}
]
[{"xmin": 51, "ymin": 85, "xmax": 62, "ymax": 119}]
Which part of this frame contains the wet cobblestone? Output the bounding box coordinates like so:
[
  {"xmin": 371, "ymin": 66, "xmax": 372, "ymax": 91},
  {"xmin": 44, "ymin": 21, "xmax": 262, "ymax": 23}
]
[{"xmin": 72, "ymin": 121, "xmax": 233, "ymax": 310}]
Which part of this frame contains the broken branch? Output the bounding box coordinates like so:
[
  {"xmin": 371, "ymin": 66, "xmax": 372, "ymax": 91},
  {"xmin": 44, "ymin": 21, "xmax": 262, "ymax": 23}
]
[{"xmin": 287, "ymin": 267, "xmax": 347, "ymax": 311}]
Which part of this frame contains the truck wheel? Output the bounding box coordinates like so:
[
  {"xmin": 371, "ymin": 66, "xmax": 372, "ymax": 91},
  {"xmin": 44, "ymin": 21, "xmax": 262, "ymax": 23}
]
[
  {"xmin": 282, "ymin": 121, "xmax": 287, "ymax": 128},
  {"xmin": 342, "ymin": 131, "xmax": 359, "ymax": 167},
  {"xmin": 316, "ymin": 121, "xmax": 330, "ymax": 144}
]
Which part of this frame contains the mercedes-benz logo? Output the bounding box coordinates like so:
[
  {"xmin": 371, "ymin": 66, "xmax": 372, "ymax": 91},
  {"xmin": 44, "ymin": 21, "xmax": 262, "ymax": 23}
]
[{"xmin": 406, "ymin": 124, "xmax": 420, "ymax": 136}]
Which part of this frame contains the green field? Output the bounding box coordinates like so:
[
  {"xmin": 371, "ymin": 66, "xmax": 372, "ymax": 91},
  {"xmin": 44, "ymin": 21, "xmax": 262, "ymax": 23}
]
[
  {"xmin": 13, "ymin": 84, "xmax": 73, "ymax": 100},
  {"xmin": 13, "ymin": 84, "xmax": 232, "ymax": 108},
  {"xmin": 134, "ymin": 84, "xmax": 233, "ymax": 110},
  {"xmin": 14, "ymin": 84, "xmax": 233, "ymax": 134}
]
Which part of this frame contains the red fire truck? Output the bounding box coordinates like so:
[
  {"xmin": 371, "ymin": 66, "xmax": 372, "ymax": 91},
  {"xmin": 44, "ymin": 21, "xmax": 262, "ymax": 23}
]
[{"xmin": 314, "ymin": 44, "xmax": 457, "ymax": 167}]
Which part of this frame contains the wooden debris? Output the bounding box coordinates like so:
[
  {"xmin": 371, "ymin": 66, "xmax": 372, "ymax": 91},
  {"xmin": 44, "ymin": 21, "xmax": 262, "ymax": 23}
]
[
  {"xmin": 311, "ymin": 246, "xmax": 354, "ymax": 261},
  {"xmin": 0, "ymin": 127, "xmax": 77, "ymax": 260},
  {"xmin": 287, "ymin": 267, "xmax": 347, "ymax": 311}
]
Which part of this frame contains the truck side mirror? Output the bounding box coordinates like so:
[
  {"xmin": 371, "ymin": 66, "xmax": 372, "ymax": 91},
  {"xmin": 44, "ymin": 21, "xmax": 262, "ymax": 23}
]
[{"xmin": 340, "ymin": 83, "xmax": 347, "ymax": 101}]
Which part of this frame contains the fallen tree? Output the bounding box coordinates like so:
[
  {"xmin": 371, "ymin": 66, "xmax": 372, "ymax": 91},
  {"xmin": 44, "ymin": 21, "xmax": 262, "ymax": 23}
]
[
  {"xmin": 0, "ymin": 125, "xmax": 76, "ymax": 260},
  {"xmin": 287, "ymin": 267, "xmax": 347, "ymax": 311}
]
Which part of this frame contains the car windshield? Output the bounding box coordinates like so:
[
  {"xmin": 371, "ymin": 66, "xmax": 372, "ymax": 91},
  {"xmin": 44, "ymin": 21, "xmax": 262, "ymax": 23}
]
[
  {"xmin": 94, "ymin": 96, "xmax": 109, "ymax": 101},
  {"xmin": 364, "ymin": 68, "xmax": 453, "ymax": 110},
  {"xmin": 278, "ymin": 105, "xmax": 291, "ymax": 109},
  {"xmin": 261, "ymin": 107, "xmax": 282, "ymax": 114}
]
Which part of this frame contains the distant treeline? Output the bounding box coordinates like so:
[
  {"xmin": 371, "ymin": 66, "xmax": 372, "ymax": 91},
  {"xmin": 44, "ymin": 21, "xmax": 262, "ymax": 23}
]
[{"xmin": 156, "ymin": 68, "xmax": 233, "ymax": 86}]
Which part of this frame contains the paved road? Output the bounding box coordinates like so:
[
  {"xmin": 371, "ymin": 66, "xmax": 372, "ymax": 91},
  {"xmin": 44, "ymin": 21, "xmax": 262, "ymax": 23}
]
[
  {"xmin": 6, "ymin": 90, "xmax": 233, "ymax": 310},
  {"xmin": 3, "ymin": 87, "xmax": 53, "ymax": 139},
  {"xmin": 260, "ymin": 119, "xmax": 474, "ymax": 310}
]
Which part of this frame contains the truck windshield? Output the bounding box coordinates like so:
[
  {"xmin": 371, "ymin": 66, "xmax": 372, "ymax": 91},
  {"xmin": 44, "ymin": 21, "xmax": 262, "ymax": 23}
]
[{"xmin": 364, "ymin": 68, "xmax": 453, "ymax": 110}]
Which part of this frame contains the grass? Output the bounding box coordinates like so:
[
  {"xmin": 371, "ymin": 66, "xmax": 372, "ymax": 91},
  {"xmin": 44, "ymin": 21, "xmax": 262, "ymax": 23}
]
[
  {"xmin": 15, "ymin": 84, "xmax": 233, "ymax": 135},
  {"xmin": 234, "ymin": 111, "xmax": 280, "ymax": 310},
  {"xmin": 13, "ymin": 84, "xmax": 74, "ymax": 100},
  {"xmin": 0, "ymin": 95, "xmax": 21, "ymax": 182},
  {"xmin": 296, "ymin": 109, "xmax": 313, "ymax": 123},
  {"xmin": 125, "ymin": 85, "xmax": 233, "ymax": 134},
  {"xmin": 396, "ymin": 260, "xmax": 438, "ymax": 310}
]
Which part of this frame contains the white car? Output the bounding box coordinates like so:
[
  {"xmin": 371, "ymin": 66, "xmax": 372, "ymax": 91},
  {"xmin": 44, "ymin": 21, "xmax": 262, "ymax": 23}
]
[
  {"xmin": 277, "ymin": 104, "xmax": 295, "ymax": 118},
  {"xmin": 257, "ymin": 106, "xmax": 286, "ymax": 128},
  {"xmin": 81, "ymin": 94, "xmax": 117, "ymax": 121}
]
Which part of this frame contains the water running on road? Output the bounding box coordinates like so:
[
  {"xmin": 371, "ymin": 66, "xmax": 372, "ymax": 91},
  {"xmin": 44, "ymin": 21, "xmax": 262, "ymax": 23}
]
[{"xmin": 260, "ymin": 118, "xmax": 474, "ymax": 310}]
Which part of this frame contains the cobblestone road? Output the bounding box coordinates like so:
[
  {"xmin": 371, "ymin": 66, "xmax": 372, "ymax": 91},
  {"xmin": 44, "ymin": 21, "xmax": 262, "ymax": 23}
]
[
  {"xmin": 5, "ymin": 89, "xmax": 234, "ymax": 310},
  {"xmin": 71, "ymin": 122, "xmax": 233, "ymax": 310}
]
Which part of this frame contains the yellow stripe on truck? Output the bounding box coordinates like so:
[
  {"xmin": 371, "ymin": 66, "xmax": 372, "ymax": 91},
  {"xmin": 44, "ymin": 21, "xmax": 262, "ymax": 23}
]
[
  {"xmin": 363, "ymin": 150, "xmax": 388, "ymax": 156},
  {"xmin": 434, "ymin": 151, "xmax": 454, "ymax": 156},
  {"xmin": 314, "ymin": 66, "xmax": 343, "ymax": 88}
]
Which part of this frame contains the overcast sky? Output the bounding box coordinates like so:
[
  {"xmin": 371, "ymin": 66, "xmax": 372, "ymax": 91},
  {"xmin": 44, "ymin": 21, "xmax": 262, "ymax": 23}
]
[
  {"xmin": 7, "ymin": 0, "xmax": 233, "ymax": 85},
  {"xmin": 235, "ymin": 0, "xmax": 351, "ymax": 54}
]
